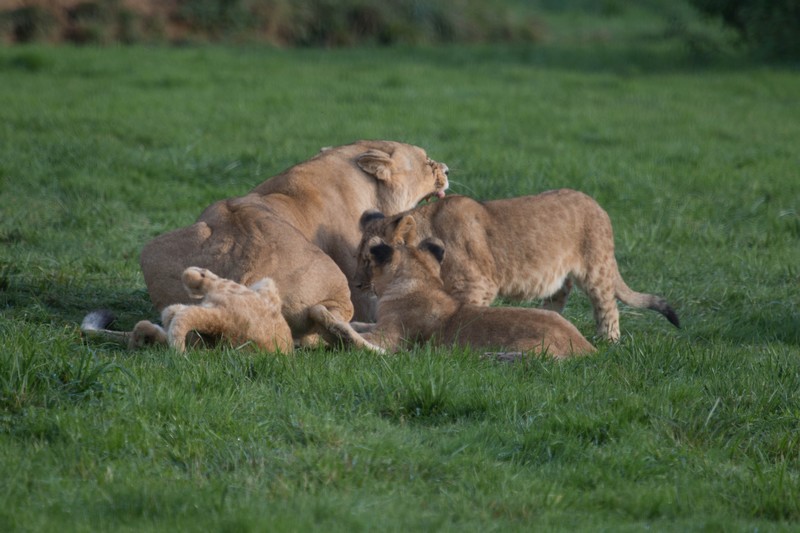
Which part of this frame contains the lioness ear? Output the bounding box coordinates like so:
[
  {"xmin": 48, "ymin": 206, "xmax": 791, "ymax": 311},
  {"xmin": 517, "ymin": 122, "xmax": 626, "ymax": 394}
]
[
  {"xmin": 369, "ymin": 243, "xmax": 394, "ymax": 266},
  {"xmin": 360, "ymin": 209, "xmax": 385, "ymax": 231},
  {"xmin": 393, "ymin": 215, "xmax": 417, "ymax": 245},
  {"xmin": 419, "ymin": 238, "xmax": 445, "ymax": 264},
  {"xmin": 356, "ymin": 149, "xmax": 393, "ymax": 182}
]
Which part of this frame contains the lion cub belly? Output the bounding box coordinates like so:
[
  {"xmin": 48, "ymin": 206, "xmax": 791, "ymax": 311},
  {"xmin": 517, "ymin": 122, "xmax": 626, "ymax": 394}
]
[{"xmin": 496, "ymin": 269, "xmax": 570, "ymax": 302}]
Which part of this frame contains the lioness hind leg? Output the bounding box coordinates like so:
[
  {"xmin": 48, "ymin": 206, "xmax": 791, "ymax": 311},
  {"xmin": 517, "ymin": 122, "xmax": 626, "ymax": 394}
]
[
  {"xmin": 307, "ymin": 305, "xmax": 385, "ymax": 354},
  {"xmin": 541, "ymin": 278, "xmax": 573, "ymax": 314}
]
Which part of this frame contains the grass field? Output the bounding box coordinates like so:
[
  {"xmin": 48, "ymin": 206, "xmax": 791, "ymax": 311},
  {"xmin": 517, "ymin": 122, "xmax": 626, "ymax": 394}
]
[{"xmin": 1, "ymin": 13, "xmax": 799, "ymax": 532}]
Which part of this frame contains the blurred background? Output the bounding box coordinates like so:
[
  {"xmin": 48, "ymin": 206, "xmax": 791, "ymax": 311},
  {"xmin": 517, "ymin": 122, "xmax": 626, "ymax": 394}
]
[{"xmin": 1, "ymin": 0, "xmax": 798, "ymax": 60}]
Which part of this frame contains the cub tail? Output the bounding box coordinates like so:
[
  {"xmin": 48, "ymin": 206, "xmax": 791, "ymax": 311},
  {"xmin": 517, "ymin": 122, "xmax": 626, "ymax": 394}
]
[
  {"xmin": 81, "ymin": 310, "xmax": 167, "ymax": 349},
  {"xmin": 614, "ymin": 278, "xmax": 680, "ymax": 328}
]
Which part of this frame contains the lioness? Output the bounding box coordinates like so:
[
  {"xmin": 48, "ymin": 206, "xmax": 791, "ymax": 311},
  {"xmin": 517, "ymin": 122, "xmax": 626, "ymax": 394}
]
[
  {"xmin": 101, "ymin": 141, "xmax": 448, "ymax": 348},
  {"xmin": 324, "ymin": 232, "xmax": 595, "ymax": 358},
  {"xmin": 356, "ymin": 190, "xmax": 679, "ymax": 341}
]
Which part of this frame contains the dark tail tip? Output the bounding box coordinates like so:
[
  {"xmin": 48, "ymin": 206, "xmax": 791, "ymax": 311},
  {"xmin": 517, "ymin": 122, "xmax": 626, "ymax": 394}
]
[
  {"xmin": 663, "ymin": 306, "xmax": 680, "ymax": 329},
  {"xmin": 81, "ymin": 309, "xmax": 117, "ymax": 331}
]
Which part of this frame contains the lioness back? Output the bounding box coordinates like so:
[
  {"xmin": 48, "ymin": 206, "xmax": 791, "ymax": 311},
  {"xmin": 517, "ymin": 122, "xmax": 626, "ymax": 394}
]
[{"xmin": 141, "ymin": 140, "xmax": 449, "ymax": 331}]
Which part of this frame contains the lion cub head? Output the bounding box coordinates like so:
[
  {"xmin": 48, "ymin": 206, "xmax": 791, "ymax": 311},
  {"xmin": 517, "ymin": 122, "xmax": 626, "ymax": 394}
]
[
  {"xmin": 366, "ymin": 235, "xmax": 446, "ymax": 298},
  {"xmin": 355, "ymin": 210, "xmax": 421, "ymax": 293}
]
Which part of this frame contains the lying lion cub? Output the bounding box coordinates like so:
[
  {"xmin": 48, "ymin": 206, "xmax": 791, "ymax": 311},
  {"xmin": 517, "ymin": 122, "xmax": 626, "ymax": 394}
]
[
  {"xmin": 86, "ymin": 141, "xmax": 447, "ymax": 350},
  {"xmin": 356, "ymin": 190, "xmax": 679, "ymax": 341},
  {"xmin": 160, "ymin": 267, "xmax": 294, "ymax": 352},
  {"xmin": 83, "ymin": 267, "xmax": 292, "ymax": 352},
  {"xmin": 83, "ymin": 267, "xmax": 383, "ymax": 353},
  {"xmin": 335, "ymin": 233, "xmax": 595, "ymax": 358}
]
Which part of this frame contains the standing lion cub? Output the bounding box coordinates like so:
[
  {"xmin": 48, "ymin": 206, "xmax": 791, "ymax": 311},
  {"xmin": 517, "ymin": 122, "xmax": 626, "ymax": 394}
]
[
  {"xmin": 329, "ymin": 233, "xmax": 595, "ymax": 358},
  {"xmin": 356, "ymin": 190, "xmax": 679, "ymax": 341}
]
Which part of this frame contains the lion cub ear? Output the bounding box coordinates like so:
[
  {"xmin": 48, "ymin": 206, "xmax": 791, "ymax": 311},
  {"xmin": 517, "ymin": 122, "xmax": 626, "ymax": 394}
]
[
  {"xmin": 356, "ymin": 149, "xmax": 393, "ymax": 182},
  {"xmin": 392, "ymin": 215, "xmax": 417, "ymax": 245},
  {"xmin": 360, "ymin": 209, "xmax": 385, "ymax": 231},
  {"xmin": 419, "ymin": 238, "xmax": 445, "ymax": 264},
  {"xmin": 369, "ymin": 242, "xmax": 394, "ymax": 266}
]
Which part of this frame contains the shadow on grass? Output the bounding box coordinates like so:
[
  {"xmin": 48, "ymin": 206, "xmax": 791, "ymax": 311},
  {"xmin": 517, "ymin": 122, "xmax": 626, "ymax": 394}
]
[{"xmin": 0, "ymin": 271, "xmax": 155, "ymax": 330}]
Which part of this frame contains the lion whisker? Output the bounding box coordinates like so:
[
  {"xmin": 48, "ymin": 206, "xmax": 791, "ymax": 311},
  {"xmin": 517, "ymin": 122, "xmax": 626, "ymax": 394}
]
[{"xmin": 445, "ymin": 179, "xmax": 478, "ymax": 196}]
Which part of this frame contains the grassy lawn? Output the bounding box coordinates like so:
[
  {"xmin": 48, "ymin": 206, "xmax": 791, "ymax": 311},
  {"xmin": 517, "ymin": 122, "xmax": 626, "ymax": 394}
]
[{"xmin": 1, "ymin": 18, "xmax": 799, "ymax": 532}]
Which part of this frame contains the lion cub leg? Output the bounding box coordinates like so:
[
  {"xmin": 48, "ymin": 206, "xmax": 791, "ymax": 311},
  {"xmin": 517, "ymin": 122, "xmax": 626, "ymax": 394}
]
[
  {"xmin": 130, "ymin": 320, "xmax": 168, "ymax": 349},
  {"xmin": 541, "ymin": 278, "xmax": 573, "ymax": 314},
  {"xmin": 582, "ymin": 276, "xmax": 621, "ymax": 341},
  {"xmin": 164, "ymin": 305, "xmax": 226, "ymax": 352}
]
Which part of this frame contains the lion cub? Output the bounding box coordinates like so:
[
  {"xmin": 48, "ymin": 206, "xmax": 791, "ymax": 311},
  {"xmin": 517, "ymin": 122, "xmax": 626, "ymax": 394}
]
[
  {"xmin": 159, "ymin": 267, "xmax": 294, "ymax": 352},
  {"xmin": 83, "ymin": 267, "xmax": 294, "ymax": 353},
  {"xmin": 357, "ymin": 190, "xmax": 679, "ymax": 341},
  {"xmin": 352, "ymin": 233, "xmax": 595, "ymax": 359}
]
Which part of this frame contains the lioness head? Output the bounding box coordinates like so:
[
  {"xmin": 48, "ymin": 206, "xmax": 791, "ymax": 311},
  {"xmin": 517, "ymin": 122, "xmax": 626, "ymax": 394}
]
[{"xmin": 355, "ymin": 143, "xmax": 449, "ymax": 215}]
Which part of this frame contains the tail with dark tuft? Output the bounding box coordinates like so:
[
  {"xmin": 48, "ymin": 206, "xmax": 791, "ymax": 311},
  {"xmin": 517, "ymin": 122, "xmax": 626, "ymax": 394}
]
[
  {"xmin": 661, "ymin": 305, "xmax": 680, "ymax": 329},
  {"xmin": 81, "ymin": 309, "xmax": 132, "ymax": 346},
  {"xmin": 615, "ymin": 277, "xmax": 680, "ymax": 329},
  {"xmin": 81, "ymin": 309, "xmax": 117, "ymax": 332}
]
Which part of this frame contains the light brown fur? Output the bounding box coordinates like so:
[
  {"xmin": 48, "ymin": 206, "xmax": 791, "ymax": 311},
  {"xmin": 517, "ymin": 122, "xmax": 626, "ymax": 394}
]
[
  {"xmin": 82, "ymin": 268, "xmax": 383, "ymax": 353},
  {"xmin": 356, "ymin": 190, "xmax": 679, "ymax": 341},
  {"xmin": 86, "ymin": 141, "xmax": 447, "ymax": 349},
  {"xmin": 351, "ymin": 233, "xmax": 595, "ymax": 359},
  {"xmin": 156, "ymin": 267, "xmax": 294, "ymax": 353}
]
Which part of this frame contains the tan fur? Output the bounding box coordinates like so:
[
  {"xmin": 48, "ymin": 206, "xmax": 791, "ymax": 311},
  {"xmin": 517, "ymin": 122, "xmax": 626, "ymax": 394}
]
[
  {"xmin": 353, "ymin": 236, "xmax": 595, "ymax": 359},
  {"xmin": 110, "ymin": 140, "xmax": 448, "ymax": 348},
  {"xmin": 157, "ymin": 267, "xmax": 294, "ymax": 353},
  {"xmin": 356, "ymin": 190, "xmax": 679, "ymax": 341}
]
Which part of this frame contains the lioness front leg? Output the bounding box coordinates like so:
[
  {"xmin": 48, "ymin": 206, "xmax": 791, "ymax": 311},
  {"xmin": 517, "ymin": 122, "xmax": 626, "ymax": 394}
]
[
  {"xmin": 307, "ymin": 305, "xmax": 385, "ymax": 354},
  {"xmin": 349, "ymin": 321, "xmax": 376, "ymax": 334}
]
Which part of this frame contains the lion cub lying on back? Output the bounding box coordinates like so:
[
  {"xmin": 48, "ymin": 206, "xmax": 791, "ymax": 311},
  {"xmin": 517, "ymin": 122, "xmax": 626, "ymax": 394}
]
[
  {"xmin": 337, "ymin": 226, "xmax": 595, "ymax": 358},
  {"xmin": 83, "ymin": 267, "xmax": 294, "ymax": 353},
  {"xmin": 357, "ymin": 190, "xmax": 679, "ymax": 341},
  {"xmin": 159, "ymin": 267, "xmax": 294, "ymax": 352}
]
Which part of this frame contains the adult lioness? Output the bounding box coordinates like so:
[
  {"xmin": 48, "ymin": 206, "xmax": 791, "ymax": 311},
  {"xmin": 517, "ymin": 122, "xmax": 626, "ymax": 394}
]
[
  {"xmin": 86, "ymin": 141, "xmax": 447, "ymax": 349},
  {"xmin": 324, "ymin": 233, "xmax": 594, "ymax": 358},
  {"xmin": 356, "ymin": 190, "xmax": 679, "ymax": 341}
]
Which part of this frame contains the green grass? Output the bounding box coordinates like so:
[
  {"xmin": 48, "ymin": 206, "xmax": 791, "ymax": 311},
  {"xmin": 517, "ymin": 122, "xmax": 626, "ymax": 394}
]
[{"xmin": 1, "ymin": 18, "xmax": 799, "ymax": 532}]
